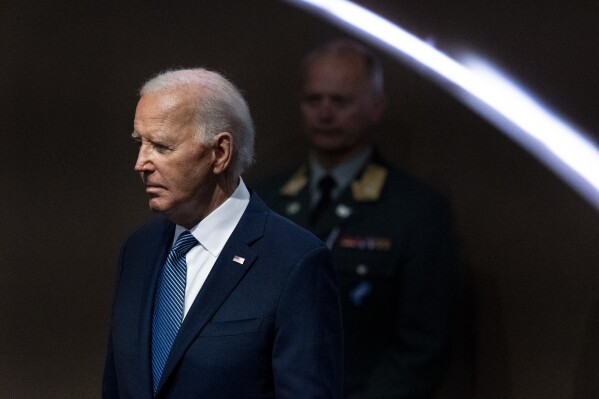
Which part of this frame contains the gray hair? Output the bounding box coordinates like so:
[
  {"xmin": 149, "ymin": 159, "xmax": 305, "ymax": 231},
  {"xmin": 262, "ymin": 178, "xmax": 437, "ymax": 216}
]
[
  {"xmin": 298, "ymin": 39, "xmax": 384, "ymax": 96},
  {"xmin": 140, "ymin": 68, "xmax": 255, "ymax": 177}
]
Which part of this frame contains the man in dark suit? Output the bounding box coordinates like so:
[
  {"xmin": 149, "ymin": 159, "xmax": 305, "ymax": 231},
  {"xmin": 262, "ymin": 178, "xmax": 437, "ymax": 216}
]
[
  {"xmin": 257, "ymin": 40, "xmax": 458, "ymax": 398},
  {"xmin": 103, "ymin": 68, "xmax": 343, "ymax": 399}
]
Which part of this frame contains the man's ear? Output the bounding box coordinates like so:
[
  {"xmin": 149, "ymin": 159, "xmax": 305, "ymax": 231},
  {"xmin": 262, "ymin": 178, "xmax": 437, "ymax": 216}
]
[
  {"xmin": 369, "ymin": 94, "xmax": 387, "ymax": 124},
  {"xmin": 212, "ymin": 131, "xmax": 233, "ymax": 175}
]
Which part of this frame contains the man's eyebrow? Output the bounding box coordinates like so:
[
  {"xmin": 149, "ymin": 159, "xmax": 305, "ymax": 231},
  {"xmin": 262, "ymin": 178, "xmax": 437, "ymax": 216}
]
[{"xmin": 131, "ymin": 131, "xmax": 140, "ymax": 139}]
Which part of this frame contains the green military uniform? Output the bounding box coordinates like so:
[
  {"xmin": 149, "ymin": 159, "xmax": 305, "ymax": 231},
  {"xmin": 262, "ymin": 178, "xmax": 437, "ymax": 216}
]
[{"xmin": 256, "ymin": 150, "xmax": 458, "ymax": 398}]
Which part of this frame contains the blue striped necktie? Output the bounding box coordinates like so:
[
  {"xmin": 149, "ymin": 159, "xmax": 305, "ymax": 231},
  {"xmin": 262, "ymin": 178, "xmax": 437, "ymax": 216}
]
[{"xmin": 152, "ymin": 230, "xmax": 198, "ymax": 394}]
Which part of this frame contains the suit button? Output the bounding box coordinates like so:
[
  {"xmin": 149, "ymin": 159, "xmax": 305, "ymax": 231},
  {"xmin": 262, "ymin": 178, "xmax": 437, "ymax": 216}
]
[
  {"xmin": 335, "ymin": 204, "xmax": 352, "ymax": 218},
  {"xmin": 355, "ymin": 264, "xmax": 368, "ymax": 276},
  {"xmin": 285, "ymin": 201, "xmax": 301, "ymax": 215}
]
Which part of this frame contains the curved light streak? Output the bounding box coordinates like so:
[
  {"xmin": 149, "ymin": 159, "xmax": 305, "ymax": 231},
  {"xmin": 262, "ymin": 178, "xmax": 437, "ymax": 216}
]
[{"xmin": 286, "ymin": 0, "xmax": 599, "ymax": 211}]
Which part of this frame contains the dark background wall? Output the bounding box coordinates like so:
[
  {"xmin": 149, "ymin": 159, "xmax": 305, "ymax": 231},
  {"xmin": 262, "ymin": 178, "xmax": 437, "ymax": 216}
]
[{"xmin": 1, "ymin": 1, "xmax": 598, "ymax": 397}]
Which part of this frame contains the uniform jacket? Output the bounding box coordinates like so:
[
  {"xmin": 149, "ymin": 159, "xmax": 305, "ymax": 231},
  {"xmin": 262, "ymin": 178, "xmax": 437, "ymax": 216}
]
[
  {"xmin": 103, "ymin": 193, "xmax": 344, "ymax": 399},
  {"xmin": 256, "ymin": 152, "xmax": 458, "ymax": 398}
]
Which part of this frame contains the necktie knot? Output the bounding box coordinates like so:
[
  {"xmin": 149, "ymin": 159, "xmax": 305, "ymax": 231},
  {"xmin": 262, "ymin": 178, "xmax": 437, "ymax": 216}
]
[
  {"xmin": 318, "ymin": 175, "xmax": 336, "ymax": 196},
  {"xmin": 171, "ymin": 231, "xmax": 198, "ymax": 255}
]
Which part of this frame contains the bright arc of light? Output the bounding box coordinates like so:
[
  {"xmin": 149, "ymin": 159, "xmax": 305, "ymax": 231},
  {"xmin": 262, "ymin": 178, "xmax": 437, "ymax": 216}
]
[{"xmin": 287, "ymin": 0, "xmax": 599, "ymax": 212}]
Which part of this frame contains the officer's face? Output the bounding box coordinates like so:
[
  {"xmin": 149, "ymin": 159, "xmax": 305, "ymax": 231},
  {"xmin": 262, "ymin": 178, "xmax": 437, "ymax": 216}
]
[
  {"xmin": 132, "ymin": 88, "xmax": 216, "ymax": 226},
  {"xmin": 300, "ymin": 53, "xmax": 383, "ymax": 159}
]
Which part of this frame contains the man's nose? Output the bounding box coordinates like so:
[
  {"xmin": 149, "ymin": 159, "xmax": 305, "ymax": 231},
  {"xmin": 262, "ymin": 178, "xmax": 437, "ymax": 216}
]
[
  {"xmin": 316, "ymin": 99, "xmax": 335, "ymax": 122},
  {"xmin": 134, "ymin": 145, "xmax": 153, "ymax": 172}
]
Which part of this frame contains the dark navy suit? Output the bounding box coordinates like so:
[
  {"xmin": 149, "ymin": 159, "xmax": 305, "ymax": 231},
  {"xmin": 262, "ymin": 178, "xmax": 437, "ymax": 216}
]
[{"xmin": 103, "ymin": 193, "xmax": 343, "ymax": 398}]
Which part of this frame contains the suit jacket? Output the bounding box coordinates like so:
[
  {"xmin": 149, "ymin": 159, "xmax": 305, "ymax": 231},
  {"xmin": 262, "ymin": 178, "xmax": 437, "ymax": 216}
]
[
  {"xmin": 256, "ymin": 152, "xmax": 458, "ymax": 398},
  {"xmin": 103, "ymin": 193, "xmax": 343, "ymax": 399}
]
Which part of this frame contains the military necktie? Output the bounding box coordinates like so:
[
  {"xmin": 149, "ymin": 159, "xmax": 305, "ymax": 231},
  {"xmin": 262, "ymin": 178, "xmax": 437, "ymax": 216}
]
[{"xmin": 311, "ymin": 175, "xmax": 336, "ymax": 225}]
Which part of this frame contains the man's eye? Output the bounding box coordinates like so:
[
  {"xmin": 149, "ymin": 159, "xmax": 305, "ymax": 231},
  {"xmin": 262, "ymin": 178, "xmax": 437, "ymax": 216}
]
[
  {"xmin": 154, "ymin": 143, "xmax": 170, "ymax": 153},
  {"xmin": 302, "ymin": 94, "xmax": 322, "ymax": 106},
  {"xmin": 331, "ymin": 95, "xmax": 351, "ymax": 107}
]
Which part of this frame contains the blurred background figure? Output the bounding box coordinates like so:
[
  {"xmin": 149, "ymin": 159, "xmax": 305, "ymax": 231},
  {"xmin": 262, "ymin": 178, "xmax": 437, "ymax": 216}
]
[{"xmin": 256, "ymin": 39, "xmax": 459, "ymax": 398}]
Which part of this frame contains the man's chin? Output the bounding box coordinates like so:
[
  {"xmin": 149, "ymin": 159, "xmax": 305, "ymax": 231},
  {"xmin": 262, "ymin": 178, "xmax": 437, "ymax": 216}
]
[
  {"xmin": 313, "ymin": 142, "xmax": 351, "ymax": 156},
  {"xmin": 148, "ymin": 198, "xmax": 168, "ymax": 214},
  {"xmin": 312, "ymin": 137, "xmax": 342, "ymax": 151}
]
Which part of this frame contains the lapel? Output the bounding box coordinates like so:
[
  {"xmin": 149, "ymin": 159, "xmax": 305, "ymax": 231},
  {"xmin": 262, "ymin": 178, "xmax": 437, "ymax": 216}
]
[
  {"xmin": 155, "ymin": 193, "xmax": 266, "ymax": 395},
  {"xmin": 277, "ymin": 165, "xmax": 311, "ymax": 227}
]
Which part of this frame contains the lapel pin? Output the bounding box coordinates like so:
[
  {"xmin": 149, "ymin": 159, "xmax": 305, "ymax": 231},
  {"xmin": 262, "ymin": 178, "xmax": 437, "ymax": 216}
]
[{"xmin": 232, "ymin": 255, "xmax": 245, "ymax": 265}]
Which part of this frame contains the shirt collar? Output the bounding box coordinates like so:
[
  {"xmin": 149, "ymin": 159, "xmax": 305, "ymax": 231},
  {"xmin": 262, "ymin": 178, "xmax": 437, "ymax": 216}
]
[
  {"xmin": 173, "ymin": 178, "xmax": 250, "ymax": 257},
  {"xmin": 308, "ymin": 146, "xmax": 373, "ymax": 198}
]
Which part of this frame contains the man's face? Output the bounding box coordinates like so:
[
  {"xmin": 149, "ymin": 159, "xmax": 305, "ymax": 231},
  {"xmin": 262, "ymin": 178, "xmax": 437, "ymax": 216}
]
[
  {"xmin": 132, "ymin": 89, "xmax": 215, "ymax": 225},
  {"xmin": 300, "ymin": 53, "xmax": 383, "ymax": 159}
]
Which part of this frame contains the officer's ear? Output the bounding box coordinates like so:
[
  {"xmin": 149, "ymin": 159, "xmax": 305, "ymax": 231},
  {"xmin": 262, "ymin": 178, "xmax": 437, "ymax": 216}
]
[
  {"xmin": 212, "ymin": 131, "xmax": 233, "ymax": 175},
  {"xmin": 369, "ymin": 94, "xmax": 386, "ymax": 124}
]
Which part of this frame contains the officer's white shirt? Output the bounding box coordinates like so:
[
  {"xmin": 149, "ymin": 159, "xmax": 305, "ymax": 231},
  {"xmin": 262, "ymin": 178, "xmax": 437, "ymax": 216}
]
[{"xmin": 308, "ymin": 146, "xmax": 373, "ymax": 206}]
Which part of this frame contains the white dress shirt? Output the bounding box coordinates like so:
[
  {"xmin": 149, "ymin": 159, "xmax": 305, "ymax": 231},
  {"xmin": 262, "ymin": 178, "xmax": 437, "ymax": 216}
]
[{"xmin": 172, "ymin": 178, "xmax": 250, "ymax": 318}]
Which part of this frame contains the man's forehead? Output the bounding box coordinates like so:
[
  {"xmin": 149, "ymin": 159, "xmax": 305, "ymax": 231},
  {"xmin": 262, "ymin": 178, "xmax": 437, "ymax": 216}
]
[
  {"xmin": 137, "ymin": 88, "xmax": 188, "ymax": 111},
  {"xmin": 304, "ymin": 54, "xmax": 369, "ymax": 90},
  {"xmin": 136, "ymin": 88, "xmax": 196, "ymax": 121},
  {"xmin": 310, "ymin": 52, "xmax": 367, "ymax": 73}
]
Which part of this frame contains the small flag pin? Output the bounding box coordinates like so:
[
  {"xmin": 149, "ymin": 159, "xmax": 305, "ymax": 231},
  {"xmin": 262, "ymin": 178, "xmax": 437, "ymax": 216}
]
[{"xmin": 232, "ymin": 255, "xmax": 245, "ymax": 265}]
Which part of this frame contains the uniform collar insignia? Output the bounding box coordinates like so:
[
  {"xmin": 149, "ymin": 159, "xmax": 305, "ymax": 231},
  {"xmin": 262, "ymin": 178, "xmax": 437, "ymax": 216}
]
[
  {"xmin": 351, "ymin": 164, "xmax": 388, "ymax": 201},
  {"xmin": 279, "ymin": 166, "xmax": 308, "ymax": 196}
]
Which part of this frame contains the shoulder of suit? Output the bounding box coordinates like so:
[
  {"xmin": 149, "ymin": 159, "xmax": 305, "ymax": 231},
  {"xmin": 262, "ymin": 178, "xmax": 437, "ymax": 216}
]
[
  {"xmin": 263, "ymin": 207, "xmax": 326, "ymax": 248},
  {"xmin": 381, "ymin": 166, "xmax": 453, "ymax": 215}
]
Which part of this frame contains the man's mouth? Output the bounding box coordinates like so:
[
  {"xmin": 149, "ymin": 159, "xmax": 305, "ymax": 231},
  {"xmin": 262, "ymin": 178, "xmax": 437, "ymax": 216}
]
[
  {"xmin": 145, "ymin": 185, "xmax": 166, "ymax": 194},
  {"xmin": 313, "ymin": 128, "xmax": 341, "ymax": 136}
]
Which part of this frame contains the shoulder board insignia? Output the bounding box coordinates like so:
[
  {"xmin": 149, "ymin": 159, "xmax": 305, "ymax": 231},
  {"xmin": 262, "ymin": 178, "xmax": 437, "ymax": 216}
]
[
  {"xmin": 279, "ymin": 166, "xmax": 308, "ymax": 196},
  {"xmin": 351, "ymin": 164, "xmax": 388, "ymax": 201}
]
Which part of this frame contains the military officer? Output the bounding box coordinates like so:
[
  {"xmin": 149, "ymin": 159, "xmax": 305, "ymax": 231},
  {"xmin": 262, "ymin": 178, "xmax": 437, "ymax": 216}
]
[{"xmin": 256, "ymin": 39, "xmax": 458, "ymax": 398}]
